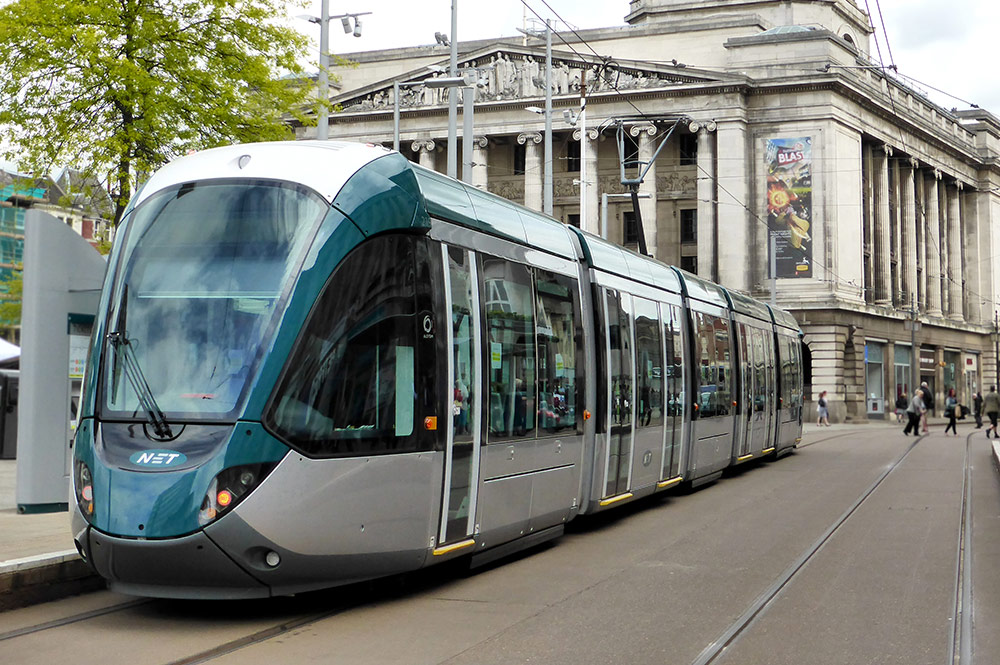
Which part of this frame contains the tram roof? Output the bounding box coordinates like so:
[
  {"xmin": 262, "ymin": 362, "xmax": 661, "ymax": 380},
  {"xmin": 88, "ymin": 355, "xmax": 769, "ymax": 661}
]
[
  {"xmin": 670, "ymin": 267, "xmax": 730, "ymax": 307},
  {"xmin": 768, "ymin": 304, "xmax": 802, "ymax": 332},
  {"xmin": 129, "ymin": 141, "xmax": 391, "ymax": 210},
  {"xmin": 567, "ymin": 227, "xmax": 682, "ymax": 293},
  {"xmin": 722, "ymin": 288, "xmax": 773, "ymax": 323},
  {"xmin": 409, "ymin": 163, "xmax": 577, "ymax": 260}
]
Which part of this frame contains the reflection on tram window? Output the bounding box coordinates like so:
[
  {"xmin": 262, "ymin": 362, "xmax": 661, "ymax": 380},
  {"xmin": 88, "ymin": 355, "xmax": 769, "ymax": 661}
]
[
  {"xmin": 536, "ymin": 270, "xmax": 578, "ymax": 435},
  {"xmin": 633, "ymin": 297, "xmax": 663, "ymax": 430},
  {"xmin": 449, "ymin": 248, "xmax": 476, "ymax": 444},
  {"xmin": 103, "ymin": 181, "xmax": 326, "ymax": 419},
  {"xmin": 268, "ymin": 235, "xmax": 434, "ymax": 457},
  {"xmin": 483, "ymin": 258, "xmax": 536, "ymax": 441},
  {"xmin": 692, "ymin": 311, "xmax": 732, "ymax": 417}
]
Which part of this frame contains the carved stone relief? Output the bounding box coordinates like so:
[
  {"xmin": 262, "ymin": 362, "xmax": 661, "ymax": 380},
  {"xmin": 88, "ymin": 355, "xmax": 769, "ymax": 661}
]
[{"xmin": 338, "ymin": 51, "xmax": 698, "ymax": 113}]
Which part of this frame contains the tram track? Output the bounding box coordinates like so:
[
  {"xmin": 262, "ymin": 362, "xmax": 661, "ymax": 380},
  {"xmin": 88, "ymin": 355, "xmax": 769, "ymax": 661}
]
[
  {"xmin": 0, "ymin": 598, "xmax": 151, "ymax": 642},
  {"xmin": 689, "ymin": 432, "xmax": 929, "ymax": 665},
  {"xmin": 949, "ymin": 432, "xmax": 975, "ymax": 665}
]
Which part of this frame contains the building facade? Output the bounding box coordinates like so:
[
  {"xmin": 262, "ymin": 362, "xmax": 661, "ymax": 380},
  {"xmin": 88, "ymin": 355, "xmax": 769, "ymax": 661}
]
[{"xmin": 297, "ymin": 0, "xmax": 1000, "ymax": 422}]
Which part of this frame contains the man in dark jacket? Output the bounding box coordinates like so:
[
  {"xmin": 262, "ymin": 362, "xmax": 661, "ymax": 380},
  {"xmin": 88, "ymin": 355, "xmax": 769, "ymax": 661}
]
[{"xmin": 984, "ymin": 387, "xmax": 1000, "ymax": 439}]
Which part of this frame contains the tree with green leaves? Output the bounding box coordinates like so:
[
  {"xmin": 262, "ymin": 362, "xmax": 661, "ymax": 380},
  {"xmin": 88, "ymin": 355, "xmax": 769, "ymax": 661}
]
[
  {"xmin": 0, "ymin": 269, "xmax": 22, "ymax": 332},
  {"xmin": 0, "ymin": 0, "xmax": 318, "ymax": 225}
]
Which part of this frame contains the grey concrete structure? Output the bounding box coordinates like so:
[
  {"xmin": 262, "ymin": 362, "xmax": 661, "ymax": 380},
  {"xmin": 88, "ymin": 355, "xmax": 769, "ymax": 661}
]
[
  {"xmin": 16, "ymin": 212, "xmax": 104, "ymax": 512},
  {"xmin": 295, "ymin": 0, "xmax": 1000, "ymax": 422}
]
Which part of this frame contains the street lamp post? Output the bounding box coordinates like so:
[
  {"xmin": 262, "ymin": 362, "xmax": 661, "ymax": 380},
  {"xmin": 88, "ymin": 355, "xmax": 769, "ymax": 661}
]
[
  {"xmin": 447, "ymin": 0, "xmax": 459, "ymax": 178},
  {"xmin": 519, "ymin": 20, "xmax": 553, "ymax": 216},
  {"xmin": 298, "ymin": 3, "xmax": 370, "ymax": 141}
]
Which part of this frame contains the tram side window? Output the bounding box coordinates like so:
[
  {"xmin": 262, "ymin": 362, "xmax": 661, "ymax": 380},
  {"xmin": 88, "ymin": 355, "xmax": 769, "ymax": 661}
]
[
  {"xmin": 693, "ymin": 311, "xmax": 732, "ymax": 417},
  {"xmin": 633, "ymin": 297, "xmax": 664, "ymax": 430},
  {"xmin": 266, "ymin": 234, "xmax": 433, "ymax": 457},
  {"xmin": 664, "ymin": 304, "xmax": 684, "ymax": 418},
  {"xmin": 536, "ymin": 270, "xmax": 579, "ymax": 435},
  {"xmin": 483, "ymin": 258, "xmax": 536, "ymax": 441}
]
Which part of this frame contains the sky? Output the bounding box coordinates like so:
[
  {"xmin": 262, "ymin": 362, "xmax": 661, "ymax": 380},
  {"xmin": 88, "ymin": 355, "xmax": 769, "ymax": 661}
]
[
  {"xmin": 3, "ymin": 0, "xmax": 997, "ymax": 173},
  {"xmin": 295, "ymin": 0, "xmax": 1000, "ymax": 113}
]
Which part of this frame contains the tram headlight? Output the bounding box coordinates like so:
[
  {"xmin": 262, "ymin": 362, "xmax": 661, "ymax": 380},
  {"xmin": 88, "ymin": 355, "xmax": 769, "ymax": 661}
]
[
  {"xmin": 74, "ymin": 460, "xmax": 95, "ymax": 522},
  {"xmin": 198, "ymin": 463, "xmax": 275, "ymax": 526}
]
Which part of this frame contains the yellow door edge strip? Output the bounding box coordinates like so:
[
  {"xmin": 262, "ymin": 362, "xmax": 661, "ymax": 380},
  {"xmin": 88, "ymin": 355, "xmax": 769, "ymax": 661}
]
[
  {"xmin": 737, "ymin": 454, "xmax": 754, "ymax": 462},
  {"xmin": 432, "ymin": 538, "xmax": 476, "ymax": 556},
  {"xmin": 599, "ymin": 492, "xmax": 634, "ymax": 507},
  {"xmin": 657, "ymin": 477, "xmax": 683, "ymax": 490},
  {"xmin": 762, "ymin": 447, "xmax": 775, "ymax": 454}
]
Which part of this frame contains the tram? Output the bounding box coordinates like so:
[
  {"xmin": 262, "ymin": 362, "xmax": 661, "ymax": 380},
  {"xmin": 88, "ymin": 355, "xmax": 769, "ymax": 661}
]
[{"xmin": 71, "ymin": 141, "xmax": 803, "ymax": 599}]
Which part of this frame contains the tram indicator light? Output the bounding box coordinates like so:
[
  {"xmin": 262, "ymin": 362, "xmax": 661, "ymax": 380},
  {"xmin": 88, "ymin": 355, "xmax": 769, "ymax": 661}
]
[
  {"xmin": 217, "ymin": 490, "xmax": 233, "ymax": 508},
  {"xmin": 424, "ymin": 416, "xmax": 438, "ymax": 430}
]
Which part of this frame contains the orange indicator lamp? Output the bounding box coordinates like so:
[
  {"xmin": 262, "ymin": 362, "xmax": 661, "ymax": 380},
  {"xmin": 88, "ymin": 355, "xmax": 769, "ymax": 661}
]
[{"xmin": 217, "ymin": 489, "xmax": 233, "ymax": 508}]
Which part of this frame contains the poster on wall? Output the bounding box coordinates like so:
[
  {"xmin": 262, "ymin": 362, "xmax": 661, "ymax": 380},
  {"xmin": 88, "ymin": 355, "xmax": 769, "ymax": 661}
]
[{"xmin": 765, "ymin": 137, "xmax": 813, "ymax": 278}]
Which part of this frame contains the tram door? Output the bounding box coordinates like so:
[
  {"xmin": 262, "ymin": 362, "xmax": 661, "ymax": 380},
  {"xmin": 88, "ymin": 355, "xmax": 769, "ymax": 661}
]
[
  {"xmin": 747, "ymin": 327, "xmax": 766, "ymax": 452},
  {"xmin": 735, "ymin": 322, "xmax": 753, "ymax": 459},
  {"xmin": 603, "ymin": 289, "xmax": 634, "ymax": 499},
  {"xmin": 762, "ymin": 332, "xmax": 777, "ymax": 452},
  {"xmin": 438, "ymin": 246, "xmax": 481, "ymax": 550},
  {"xmin": 630, "ymin": 297, "xmax": 664, "ymax": 491}
]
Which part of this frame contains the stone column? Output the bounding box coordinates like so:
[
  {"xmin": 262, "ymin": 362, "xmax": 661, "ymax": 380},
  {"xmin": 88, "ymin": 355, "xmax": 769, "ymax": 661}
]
[
  {"xmin": 715, "ymin": 121, "xmax": 750, "ymax": 292},
  {"xmin": 471, "ymin": 137, "xmax": 490, "ymax": 191},
  {"xmin": 937, "ymin": 179, "xmax": 949, "ymax": 315},
  {"xmin": 411, "ymin": 139, "xmax": 437, "ymax": 171},
  {"xmin": 696, "ymin": 125, "xmax": 717, "ymax": 282},
  {"xmin": 902, "ymin": 159, "xmax": 918, "ymax": 309},
  {"xmin": 862, "ymin": 144, "xmax": 874, "ymax": 303},
  {"xmin": 873, "ymin": 145, "xmax": 892, "ymax": 305},
  {"xmin": 915, "ymin": 171, "xmax": 927, "ymax": 310},
  {"xmin": 924, "ymin": 170, "xmax": 943, "ymax": 316},
  {"xmin": 573, "ymin": 127, "xmax": 600, "ymax": 235},
  {"xmin": 963, "ymin": 187, "xmax": 982, "ymax": 325},
  {"xmin": 947, "ymin": 182, "xmax": 964, "ymax": 322},
  {"xmin": 632, "ymin": 123, "xmax": 658, "ymax": 258},
  {"xmin": 519, "ymin": 132, "xmax": 543, "ymax": 212}
]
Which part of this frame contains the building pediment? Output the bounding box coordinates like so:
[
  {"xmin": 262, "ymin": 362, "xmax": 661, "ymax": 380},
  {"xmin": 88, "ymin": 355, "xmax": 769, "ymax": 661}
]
[{"xmin": 332, "ymin": 45, "xmax": 740, "ymax": 115}]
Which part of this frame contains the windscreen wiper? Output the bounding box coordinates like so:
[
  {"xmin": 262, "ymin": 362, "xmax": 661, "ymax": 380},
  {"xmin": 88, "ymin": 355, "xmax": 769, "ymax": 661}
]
[{"xmin": 107, "ymin": 331, "xmax": 173, "ymax": 439}]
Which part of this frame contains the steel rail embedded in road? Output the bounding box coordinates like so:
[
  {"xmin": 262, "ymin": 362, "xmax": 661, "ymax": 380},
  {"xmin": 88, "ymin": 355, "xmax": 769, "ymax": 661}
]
[
  {"xmin": 689, "ymin": 433, "xmax": 927, "ymax": 665},
  {"xmin": 0, "ymin": 598, "xmax": 150, "ymax": 642},
  {"xmin": 949, "ymin": 432, "xmax": 975, "ymax": 665}
]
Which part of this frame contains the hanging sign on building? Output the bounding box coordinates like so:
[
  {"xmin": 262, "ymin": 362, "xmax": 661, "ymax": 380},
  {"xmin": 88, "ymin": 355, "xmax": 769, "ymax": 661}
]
[{"xmin": 765, "ymin": 137, "xmax": 813, "ymax": 278}]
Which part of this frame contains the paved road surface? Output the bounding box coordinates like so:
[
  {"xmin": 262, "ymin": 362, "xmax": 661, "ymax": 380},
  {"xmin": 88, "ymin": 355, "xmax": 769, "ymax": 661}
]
[{"xmin": 1, "ymin": 426, "xmax": 996, "ymax": 665}]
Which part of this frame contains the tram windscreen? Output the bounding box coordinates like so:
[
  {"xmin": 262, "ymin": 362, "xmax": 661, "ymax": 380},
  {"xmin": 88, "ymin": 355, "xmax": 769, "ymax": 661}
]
[{"xmin": 102, "ymin": 180, "xmax": 326, "ymax": 420}]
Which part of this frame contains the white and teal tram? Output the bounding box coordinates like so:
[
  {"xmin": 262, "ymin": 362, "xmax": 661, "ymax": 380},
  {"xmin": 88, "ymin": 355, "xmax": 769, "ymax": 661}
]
[{"xmin": 71, "ymin": 141, "xmax": 803, "ymax": 598}]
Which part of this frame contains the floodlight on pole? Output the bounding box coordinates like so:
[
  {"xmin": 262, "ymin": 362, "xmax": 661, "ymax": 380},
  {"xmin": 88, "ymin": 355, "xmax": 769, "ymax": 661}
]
[{"xmin": 297, "ymin": 5, "xmax": 371, "ymax": 141}]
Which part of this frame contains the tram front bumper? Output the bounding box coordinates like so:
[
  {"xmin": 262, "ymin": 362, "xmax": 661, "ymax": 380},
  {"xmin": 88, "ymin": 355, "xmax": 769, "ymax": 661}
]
[{"xmin": 82, "ymin": 527, "xmax": 269, "ymax": 599}]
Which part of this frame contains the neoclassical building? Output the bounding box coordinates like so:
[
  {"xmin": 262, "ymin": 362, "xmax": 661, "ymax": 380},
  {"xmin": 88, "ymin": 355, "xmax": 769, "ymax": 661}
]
[{"xmin": 296, "ymin": 0, "xmax": 1000, "ymax": 422}]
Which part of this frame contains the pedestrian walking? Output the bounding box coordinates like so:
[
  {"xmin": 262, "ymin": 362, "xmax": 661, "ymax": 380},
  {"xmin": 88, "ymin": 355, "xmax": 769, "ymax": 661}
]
[
  {"xmin": 920, "ymin": 381, "xmax": 933, "ymax": 433},
  {"xmin": 944, "ymin": 388, "xmax": 958, "ymax": 436},
  {"xmin": 895, "ymin": 392, "xmax": 907, "ymax": 423},
  {"xmin": 984, "ymin": 386, "xmax": 1000, "ymax": 439},
  {"xmin": 816, "ymin": 391, "xmax": 830, "ymax": 426},
  {"xmin": 903, "ymin": 389, "xmax": 925, "ymax": 436},
  {"xmin": 974, "ymin": 391, "xmax": 983, "ymax": 428}
]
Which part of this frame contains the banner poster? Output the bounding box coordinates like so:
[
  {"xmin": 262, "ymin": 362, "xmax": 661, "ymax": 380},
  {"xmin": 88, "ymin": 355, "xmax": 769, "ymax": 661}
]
[{"xmin": 765, "ymin": 137, "xmax": 813, "ymax": 278}]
